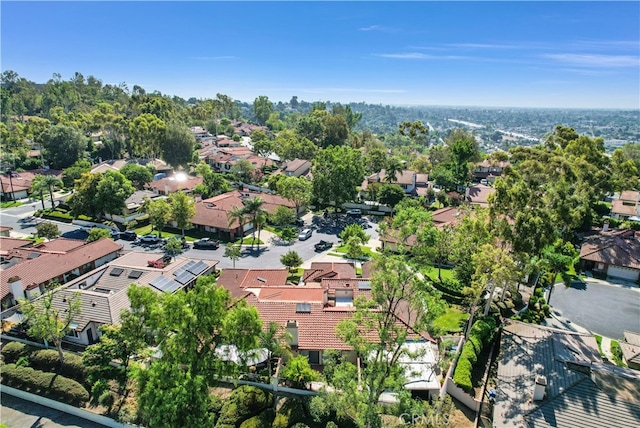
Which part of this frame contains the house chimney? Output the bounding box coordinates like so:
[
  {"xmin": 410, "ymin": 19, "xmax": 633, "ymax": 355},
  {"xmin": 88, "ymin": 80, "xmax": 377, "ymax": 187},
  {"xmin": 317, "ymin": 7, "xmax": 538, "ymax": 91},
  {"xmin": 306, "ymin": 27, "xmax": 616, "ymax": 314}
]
[
  {"xmin": 8, "ymin": 276, "xmax": 25, "ymax": 301},
  {"xmin": 603, "ymin": 221, "xmax": 610, "ymax": 232},
  {"xmin": 533, "ymin": 375, "xmax": 547, "ymax": 401}
]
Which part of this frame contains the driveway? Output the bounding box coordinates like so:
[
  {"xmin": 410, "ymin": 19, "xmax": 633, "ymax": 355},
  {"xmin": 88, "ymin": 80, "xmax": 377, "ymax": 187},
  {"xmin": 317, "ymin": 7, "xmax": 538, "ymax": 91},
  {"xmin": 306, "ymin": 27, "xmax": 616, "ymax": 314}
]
[
  {"xmin": 0, "ymin": 393, "xmax": 107, "ymax": 428},
  {"xmin": 550, "ymin": 279, "xmax": 640, "ymax": 339}
]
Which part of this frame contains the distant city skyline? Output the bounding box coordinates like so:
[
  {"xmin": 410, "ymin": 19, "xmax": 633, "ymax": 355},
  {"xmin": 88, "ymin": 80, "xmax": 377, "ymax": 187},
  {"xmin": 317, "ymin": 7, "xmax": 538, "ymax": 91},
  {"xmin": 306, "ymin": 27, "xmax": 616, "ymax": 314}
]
[{"xmin": 2, "ymin": 1, "xmax": 639, "ymax": 109}]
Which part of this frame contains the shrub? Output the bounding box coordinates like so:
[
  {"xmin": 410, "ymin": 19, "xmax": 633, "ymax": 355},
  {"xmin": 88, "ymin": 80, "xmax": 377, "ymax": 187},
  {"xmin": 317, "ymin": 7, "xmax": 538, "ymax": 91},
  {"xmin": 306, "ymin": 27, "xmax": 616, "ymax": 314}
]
[
  {"xmin": 1, "ymin": 364, "xmax": 89, "ymax": 405},
  {"xmin": 30, "ymin": 349, "xmax": 86, "ymax": 384},
  {"xmin": 240, "ymin": 409, "xmax": 275, "ymax": 428},
  {"xmin": 460, "ymin": 344, "xmax": 477, "ymax": 365},
  {"xmin": 1, "ymin": 342, "xmax": 35, "ymax": 363},
  {"xmin": 452, "ymin": 358, "xmax": 473, "ymax": 393},
  {"xmin": 99, "ymin": 390, "xmax": 115, "ymax": 408},
  {"xmin": 272, "ymin": 398, "xmax": 306, "ymax": 428},
  {"xmin": 216, "ymin": 386, "xmax": 272, "ymax": 427}
]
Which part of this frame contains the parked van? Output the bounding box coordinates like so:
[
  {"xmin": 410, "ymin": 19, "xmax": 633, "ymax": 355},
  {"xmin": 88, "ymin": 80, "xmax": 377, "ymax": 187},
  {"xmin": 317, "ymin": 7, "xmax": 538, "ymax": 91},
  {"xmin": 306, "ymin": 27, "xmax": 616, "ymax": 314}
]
[{"xmin": 298, "ymin": 228, "xmax": 313, "ymax": 241}]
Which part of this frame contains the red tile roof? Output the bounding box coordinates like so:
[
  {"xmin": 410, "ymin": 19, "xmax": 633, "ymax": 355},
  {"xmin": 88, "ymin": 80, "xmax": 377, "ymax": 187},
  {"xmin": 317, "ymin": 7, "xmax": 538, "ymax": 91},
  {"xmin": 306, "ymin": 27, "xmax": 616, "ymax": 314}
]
[
  {"xmin": 256, "ymin": 286, "xmax": 325, "ymax": 303},
  {"xmin": 465, "ymin": 184, "xmax": 495, "ymax": 206},
  {"xmin": 432, "ymin": 207, "xmax": 464, "ymax": 229},
  {"xmin": 620, "ymin": 191, "xmax": 639, "ymax": 202},
  {"xmin": 0, "ymin": 237, "xmax": 33, "ymax": 256},
  {"xmin": 147, "ymin": 175, "xmax": 202, "ymax": 194},
  {"xmin": 303, "ymin": 262, "xmax": 356, "ymax": 282},
  {"xmin": 1, "ymin": 238, "xmax": 122, "ymax": 299},
  {"xmin": 217, "ymin": 268, "xmax": 290, "ymax": 289}
]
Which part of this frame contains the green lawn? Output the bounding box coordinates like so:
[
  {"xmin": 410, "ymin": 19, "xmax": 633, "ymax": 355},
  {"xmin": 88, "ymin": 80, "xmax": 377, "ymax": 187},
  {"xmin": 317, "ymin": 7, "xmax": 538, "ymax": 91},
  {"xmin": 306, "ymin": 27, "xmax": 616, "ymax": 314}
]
[
  {"xmin": 333, "ymin": 244, "xmax": 375, "ymax": 258},
  {"xmin": 234, "ymin": 236, "xmax": 264, "ymax": 245},
  {"xmin": 286, "ymin": 267, "xmax": 304, "ymax": 284},
  {"xmin": 1, "ymin": 201, "xmax": 22, "ymax": 208},
  {"xmin": 433, "ymin": 307, "xmax": 469, "ymax": 334},
  {"xmin": 423, "ymin": 266, "xmax": 456, "ymax": 282}
]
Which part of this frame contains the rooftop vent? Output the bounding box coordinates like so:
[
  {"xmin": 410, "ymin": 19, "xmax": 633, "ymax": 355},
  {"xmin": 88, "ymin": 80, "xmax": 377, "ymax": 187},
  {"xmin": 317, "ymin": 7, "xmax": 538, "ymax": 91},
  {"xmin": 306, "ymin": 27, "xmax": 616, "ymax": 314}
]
[
  {"xmin": 257, "ymin": 277, "xmax": 267, "ymax": 283},
  {"xmin": 110, "ymin": 268, "xmax": 124, "ymax": 277},
  {"xmin": 296, "ymin": 303, "xmax": 311, "ymax": 313},
  {"xmin": 128, "ymin": 270, "xmax": 143, "ymax": 279},
  {"xmin": 533, "ymin": 375, "xmax": 547, "ymax": 401}
]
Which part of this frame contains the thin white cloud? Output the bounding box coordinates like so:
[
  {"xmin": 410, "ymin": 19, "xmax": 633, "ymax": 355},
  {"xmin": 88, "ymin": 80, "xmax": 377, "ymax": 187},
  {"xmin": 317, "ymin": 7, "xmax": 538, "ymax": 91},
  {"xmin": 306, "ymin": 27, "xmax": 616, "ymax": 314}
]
[
  {"xmin": 570, "ymin": 40, "xmax": 640, "ymax": 51},
  {"xmin": 373, "ymin": 52, "xmax": 471, "ymax": 60},
  {"xmin": 446, "ymin": 43, "xmax": 517, "ymax": 49},
  {"xmin": 542, "ymin": 53, "xmax": 639, "ymax": 68},
  {"xmin": 358, "ymin": 25, "xmax": 397, "ymax": 33},
  {"xmin": 262, "ymin": 87, "xmax": 406, "ymax": 94},
  {"xmin": 190, "ymin": 56, "xmax": 237, "ymax": 61}
]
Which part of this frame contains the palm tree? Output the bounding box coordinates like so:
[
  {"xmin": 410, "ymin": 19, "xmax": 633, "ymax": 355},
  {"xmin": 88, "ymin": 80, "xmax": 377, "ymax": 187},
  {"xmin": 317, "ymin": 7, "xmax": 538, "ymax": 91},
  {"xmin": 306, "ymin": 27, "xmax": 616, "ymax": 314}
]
[
  {"xmin": 31, "ymin": 174, "xmax": 62, "ymax": 210},
  {"xmin": 227, "ymin": 205, "xmax": 247, "ymax": 241},
  {"xmin": 255, "ymin": 211, "xmax": 268, "ymax": 248},
  {"xmin": 243, "ymin": 196, "xmax": 266, "ymax": 246},
  {"xmin": 385, "ymin": 158, "xmax": 403, "ymax": 183},
  {"xmin": 259, "ymin": 322, "xmax": 293, "ymax": 379}
]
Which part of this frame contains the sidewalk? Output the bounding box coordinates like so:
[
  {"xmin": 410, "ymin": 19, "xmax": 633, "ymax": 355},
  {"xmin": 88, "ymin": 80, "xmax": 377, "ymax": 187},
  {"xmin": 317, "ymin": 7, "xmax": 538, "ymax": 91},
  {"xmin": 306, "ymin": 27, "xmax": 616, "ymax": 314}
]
[{"xmin": 600, "ymin": 336, "xmax": 615, "ymax": 361}]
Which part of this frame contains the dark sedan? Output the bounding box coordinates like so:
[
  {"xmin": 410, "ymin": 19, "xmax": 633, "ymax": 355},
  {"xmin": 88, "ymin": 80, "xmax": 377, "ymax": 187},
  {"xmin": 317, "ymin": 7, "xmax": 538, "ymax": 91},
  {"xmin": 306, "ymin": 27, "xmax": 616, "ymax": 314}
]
[{"xmin": 193, "ymin": 238, "xmax": 220, "ymax": 250}]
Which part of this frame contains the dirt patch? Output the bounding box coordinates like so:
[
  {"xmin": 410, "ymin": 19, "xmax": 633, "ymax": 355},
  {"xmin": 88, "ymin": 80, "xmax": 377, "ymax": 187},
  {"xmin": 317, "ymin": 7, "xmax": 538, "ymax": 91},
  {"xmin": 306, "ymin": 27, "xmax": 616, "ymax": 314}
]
[{"xmin": 448, "ymin": 396, "xmax": 475, "ymax": 428}]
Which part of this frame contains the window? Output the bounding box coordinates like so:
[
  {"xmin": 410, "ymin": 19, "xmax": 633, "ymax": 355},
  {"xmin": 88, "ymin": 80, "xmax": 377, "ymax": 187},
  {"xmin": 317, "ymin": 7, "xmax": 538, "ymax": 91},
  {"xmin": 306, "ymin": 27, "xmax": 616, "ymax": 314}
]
[
  {"xmin": 66, "ymin": 330, "xmax": 80, "ymax": 338},
  {"xmin": 597, "ymin": 263, "xmax": 605, "ymax": 270},
  {"xmin": 301, "ymin": 350, "xmax": 320, "ymax": 365}
]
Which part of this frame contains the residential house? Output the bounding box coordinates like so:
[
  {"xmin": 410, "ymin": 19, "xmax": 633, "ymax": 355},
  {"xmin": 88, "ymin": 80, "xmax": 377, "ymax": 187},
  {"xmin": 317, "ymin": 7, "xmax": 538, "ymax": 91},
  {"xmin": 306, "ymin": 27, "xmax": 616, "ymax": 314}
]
[
  {"xmin": 464, "ymin": 184, "xmax": 495, "ymax": 207},
  {"xmin": 216, "ymin": 267, "xmax": 438, "ymax": 394},
  {"xmin": 0, "ymin": 238, "xmax": 122, "ymax": 307},
  {"xmin": 147, "ymin": 174, "xmax": 203, "ymax": 196},
  {"xmin": 579, "ymin": 228, "xmax": 640, "ymax": 282},
  {"xmin": 431, "ymin": 206, "xmax": 464, "ymax": 230},
  {"xmin": 0, "ymin": 226, "xmax": 14, "ymax": 237},
  {"xmin": 191, "ymin": 190, "xmax": 302, "ymax": 239},
  {"xmin": 302, "ymin": 262, "xmax": 356, "ymax": 284},
  {"xmin": 473, "ymin": 160, "xmax": 510, "ymax": 183},
  {"xmin": 620, "ymin": 331, "xmax": 640, "ymax": 370},
  {"xmin": 90, "ymin": 158, "xmax": 172, "ymax": 176},
  {"xmin": 0, "ymin": 169, "xmax": 62, "ymax": 201},
  {"xmin": 38, "ymin": 252, "xmax": 218, "ymax": 345},
  {"xmin": 361, "ymin": 169, "xmax": 420, "ymax": 197},
  {"xmin": 494, "ymin": 320, "xmax": 640, "ymax": 427},
  {"xmin": 611, "ymin": 190, "xmax": 640, "ymax": 221},
  {"xmin": 282, "ymin": 159, "xmax": 312, "ymax": 178},
  {"xmin": 190, "ymin": 126, "xmax": 212, "ymax": 142},
  {"xmin": 379, "ymin": 229, "xmax": 418, "ymax": 253},
  {"xmin": 105, "ymin": 190, "xmax": 163, "ymax": 224},
  {"xmin": 231, "ymin": 121, "xmax": 269, "ymax": 137}
]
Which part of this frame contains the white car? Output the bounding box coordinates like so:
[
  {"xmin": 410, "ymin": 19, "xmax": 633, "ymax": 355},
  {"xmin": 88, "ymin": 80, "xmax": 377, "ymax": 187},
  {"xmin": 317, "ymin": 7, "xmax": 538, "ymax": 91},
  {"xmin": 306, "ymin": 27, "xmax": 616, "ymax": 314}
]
[
  {"xmin": 298, "ymin": 229, "xmax": 313, "ymax": 240},
  {"xmin": 346, "ymin": 209, "xmax": 362, "ymax": 217}
]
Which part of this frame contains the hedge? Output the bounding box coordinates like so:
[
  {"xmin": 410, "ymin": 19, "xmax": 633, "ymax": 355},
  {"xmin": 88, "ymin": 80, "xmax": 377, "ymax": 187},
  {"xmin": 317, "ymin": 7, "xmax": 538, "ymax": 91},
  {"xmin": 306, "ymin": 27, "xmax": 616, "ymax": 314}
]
[
  {"xmin": 1, "ymin": 342, "xmax": 37, "ymax": 363},
  {"xmin": 29, "ymin": 349, "xmax": 87, "ymax": 385},
  {"xmin": 1, "ymin": 363, "xmax": 89, "ymax": 405},
  {"xmin": 239, "ymin": 409, "xmax": 275, "ymax": 428},
  {"xmin": 272, "ymin": 398, "xmax": 306, "ymax": 428},
  {"xmin": 216, "ymin": 386, "xmax": 272, "ymax": 427},
  {"xmin": 452, "ymin": 358, "xmax": 473, "ymax": 393},
  {"xmin": 452, "ymin": 317, "xmax": 497, "ymax": 394}
]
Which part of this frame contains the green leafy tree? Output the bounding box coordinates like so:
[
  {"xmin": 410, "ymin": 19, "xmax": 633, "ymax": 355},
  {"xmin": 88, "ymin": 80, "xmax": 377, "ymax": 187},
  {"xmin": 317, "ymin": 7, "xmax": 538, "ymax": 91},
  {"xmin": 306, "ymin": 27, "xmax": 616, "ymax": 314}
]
[
  {"xmin": 273, "ymin": 129, "xmax": 318, "ymax": 161},
  {"xmin": 227, "ymin": 205, "xmax": 247, "ymax": 239},
  {"xmin": 281, "ymin": 250, "xmax": 303, "ymax": 271},
  {"xmin": 69, "ymin": 172, "xmax": 103, "ymax": 218},
  {"xmin": 224, "ymin": 244, "xmax": 242, "ymax": 268},
  {"xmin": 162, "ymin": 121, "xmax": 195, "ymax": 168},
  {"xmin": 377, "ymin": 183, "xmax": 405, "ymax": 210},
  {"xmin": 164, "ymin": 236, "xmax": 184, "ymax": 257},
  {"xmin": 345, "ymin": 236, "xmax": 364, "ymax": 261},
  {"xmin": 541, "ymin": 239, "xmax": 578, "ymax": 304},
  {"xmin": 86, "ymin": 228, "xmax": 110, "ymax": 242},
  {"xmin": 340, "ymin": 223, "xmax": 370, "ymax": 245},
  {"xmin": 119, "ymin": 163, "xmax": 153, "ymax": 190},
  {"xmin": 253, "ymin": 95, "xmax": 273, "ymax": 125},
  {"xmin": 19, "ymin": 290, "xmax": 81, "ymax": 365},
  {"xmin": 271, "ymin": 205, "xmax": 297, "ymax": 226},
  {"xmin": 168, "ymin": 191, "xmax": 195, "ymax": 236},
  {"xmin": 281, "ymin": 355, "xmax": 319, "ymax": 389},
  {"xmin": 96, "ymin": 170, "xmax": 135, "ymax": 218},
  {"xmin": 243, "ymin": 196, "xmax": 267, "ymax": 244},
  {"xmin": 365, "ymin": 147, "xmax": 388, "ymax": 174},
  {"xmin": 277, "ymin": 176, "xmax": 312, "ymax": 215},
  {"xmin": 128, "ymin": 113, "xmax": 166, "ymax": 158},
  {"xmin": 398, "ymin": 120, "xmax": 428, "ymax": 145},
  {"xmin": 144, "ymin": 198, "xmax": 172, "ymax": 237},
  {"xmin": 61, "ymin": 160, "xmax": 91, "ymax": 189},
  {"xmin": 41, "ymin": 124, "xmax": 87, "ymax": 169},
  {"xmin": 259, "ymin": 321, "xmax": 292, "ymax": 377},
  {"xmin": 332, "ymin": 255, "xmax": 445, "ymax": 427},
  {"xmin": 36, "ymin": 222, "xmax": 61, "ymax": 240},
  {"xmin": 312, "ymin": 145, "xmax": 364, "ymax": 209},
  {"xmin": 250, "ymin": 129, "xmax": 273, "ymax": 157}
]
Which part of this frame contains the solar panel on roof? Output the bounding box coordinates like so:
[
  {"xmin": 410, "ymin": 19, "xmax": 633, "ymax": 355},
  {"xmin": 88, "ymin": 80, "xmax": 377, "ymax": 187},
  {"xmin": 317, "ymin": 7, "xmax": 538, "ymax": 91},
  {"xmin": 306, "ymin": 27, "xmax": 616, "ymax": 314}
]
[
  {"xmin": 149, "ymin": 275, "xmax": 182, "ymax": 293},
  {"xmin": 110, "ymin": 268, "xmax": 124, "ymax": 277},
  {"xmin": 186, "ymin": 260, "xmax": 208, "ymax": 276},
  {"xmin": 296, "ymin": 303, "xmax": 311, "ymax": 313},
  {"xmin": 358, "ymin": 281, "xmax": 371, "ymax": 290},
  {"xmin": 173, "ymin": 260, "xmax": 197, "ymax": 278},
  {"xmin": 175, "ymin": 271, "xmax": 196, "ymax": 285},
  {"xmin": 128, "ymin": 270, "xmax": 143, "ymax": 279}
]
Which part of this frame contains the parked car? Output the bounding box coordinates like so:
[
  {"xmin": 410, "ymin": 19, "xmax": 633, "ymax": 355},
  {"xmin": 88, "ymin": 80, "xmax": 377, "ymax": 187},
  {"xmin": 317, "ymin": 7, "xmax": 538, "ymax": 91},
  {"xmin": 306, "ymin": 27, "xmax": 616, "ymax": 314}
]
[
  {"xmin": 294, "ymin": 218, "xmax": 304, "ymax": 227},
  {"xmin": 110, "ymin": 229, "xmax": 120, "ymax": 239},
  {"xmin": 346, "ymin": 209, "xmax": 362, "ymax": 217},
  {"xmin": 139, "ymin": 234, "xmax": 162, "ymax": 244},
  {"xmin": 120, "ymin": 230, "xmax": 137, "ymax": 241},
  {"xmin": 314, "ymin": 240, "xmax": 333, "ymax": 251},
  {"xmin": 298, "ymin": 228, "xmax": 313, "ymax": 241},
  {"xmin": 193, "ymin": 238, "xmax": 220, "ymax": 250}
]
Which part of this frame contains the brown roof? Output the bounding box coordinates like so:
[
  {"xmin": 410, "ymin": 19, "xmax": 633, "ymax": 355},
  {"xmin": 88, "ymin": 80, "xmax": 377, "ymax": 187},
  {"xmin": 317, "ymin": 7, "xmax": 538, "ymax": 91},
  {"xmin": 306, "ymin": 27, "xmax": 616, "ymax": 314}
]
[
  {"xmin": 361, "ymin": 260, "xmax": 374, "ymax": 279},
  {"xmin": 379, "ymin": 228, "xmax": 418, "ymax": 247},
  {"xmin": 0, "ymin": 169, "xmax": 62, "ymax": 193},
  {"xmin": 625, "ymin": 331, "xmax": 640, "ymax": 346},
  {"xmin": 365, "ymin": 169, "xmax": 415, "ymax": 186},
  {"xmin": 432, "ymin": 207, "xmax": 463, "ymax": 229},
  {"xmin": 620, "ymin": 190, "xmax": 640, "ymax": 202},
  {"xmin": 29, "ymin": 238, "xmax": 87, "ymax": 253},
  {"xmin": 147, "ymin": 175, "xmax": 203, "ymax": 193},
  {"xmin": 477, "ymin": 159, "xmax": 511, "ymax": 169},
  {"xmin": 303, "ymin": 262, "xmax": 356, "ymax": 283},
  {"xmin": 256, "ymin": 286, "xmax": 325, "ymax": 303},
  {"xmin": 284, "ymin": 159, "xmax": 311, "ymax": 174},
  {"xmin": 217, "ymin": 268, "xmax": 290, "ymax": 290},
  {"xmin": 579, "ymin": 229, "xmax": 640, "ymax": 269},
  {"xmin": 0, "ymin": 237, "xmax": 33, "ymax": 255},
  {"xmin": 1, "ymin": 238, "xmax": 122, "ymax": 299},
  {"xmin": 465, "ymin": 184, "xmax": 495, "ymax": 205},
  {"xmin": 611, "ymin": 199, "xmax": 638, "ymax": 216}
]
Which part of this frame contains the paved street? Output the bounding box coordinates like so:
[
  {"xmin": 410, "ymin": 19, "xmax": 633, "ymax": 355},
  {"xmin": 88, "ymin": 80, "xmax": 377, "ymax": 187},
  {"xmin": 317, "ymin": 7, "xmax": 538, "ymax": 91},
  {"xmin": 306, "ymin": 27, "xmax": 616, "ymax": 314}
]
[
  {"xmin": 550, "ymin": 279, "xmax": 640, "ymax": 339},
  {"xmin": 0, "ymin": 393, "xmax": 106, "ymax": 428}
]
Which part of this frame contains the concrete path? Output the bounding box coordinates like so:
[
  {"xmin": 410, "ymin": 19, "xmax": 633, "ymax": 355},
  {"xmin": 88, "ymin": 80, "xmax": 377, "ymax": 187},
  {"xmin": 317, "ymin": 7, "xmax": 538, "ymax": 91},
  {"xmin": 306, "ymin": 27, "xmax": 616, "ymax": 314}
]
[
  {"xmin": 600, "ymin": 336, "xmax": 615, "ymax": 361},
  {"xmin": 0, "ymin": 393, "xmax": 107, "ymax": 428}
]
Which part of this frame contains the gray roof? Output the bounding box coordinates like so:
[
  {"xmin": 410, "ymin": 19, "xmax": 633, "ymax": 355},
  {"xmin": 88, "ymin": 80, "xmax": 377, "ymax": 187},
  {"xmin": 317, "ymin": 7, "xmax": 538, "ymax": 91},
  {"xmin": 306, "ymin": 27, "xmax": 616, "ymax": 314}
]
[{"xmin": 494, "ymin": 321, "xmax": 640, "ymax": 428}]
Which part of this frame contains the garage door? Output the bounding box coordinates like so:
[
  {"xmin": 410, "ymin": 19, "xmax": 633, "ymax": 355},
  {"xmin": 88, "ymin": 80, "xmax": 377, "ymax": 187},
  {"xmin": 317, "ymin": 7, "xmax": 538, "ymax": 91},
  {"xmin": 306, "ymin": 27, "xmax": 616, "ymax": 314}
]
[{"xmin": 608, "ymin": 265, "xmax": 640, "ymax": 281}]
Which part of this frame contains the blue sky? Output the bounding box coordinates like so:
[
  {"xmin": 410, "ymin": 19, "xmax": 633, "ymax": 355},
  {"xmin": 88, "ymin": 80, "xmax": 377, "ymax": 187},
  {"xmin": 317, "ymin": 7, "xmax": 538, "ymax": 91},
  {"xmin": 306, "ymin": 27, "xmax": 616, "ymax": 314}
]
[{"xmin": 2, "ymin": 1, "xmax": 639, "ymax": 108}]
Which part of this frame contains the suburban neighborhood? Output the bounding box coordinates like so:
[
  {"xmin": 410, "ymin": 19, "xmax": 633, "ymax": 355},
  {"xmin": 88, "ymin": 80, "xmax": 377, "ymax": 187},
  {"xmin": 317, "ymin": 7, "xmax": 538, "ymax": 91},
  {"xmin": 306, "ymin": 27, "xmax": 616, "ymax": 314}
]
[{"xmin": 1, "ymin": 32, "xmax": 639, "ymax": 427}]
